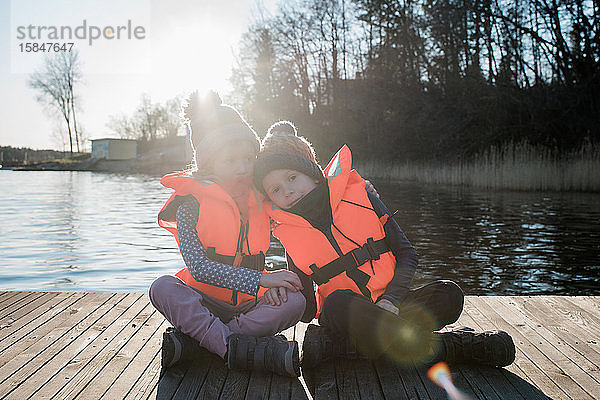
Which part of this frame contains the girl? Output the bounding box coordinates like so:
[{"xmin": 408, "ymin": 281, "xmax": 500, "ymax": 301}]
[
  {"xmin": 253, "ymin": 122, "xmax": 516, "ymax": 368},
  {"xmin": 149, "ymin": 93, "xmax": 305, "ymax": 377}
]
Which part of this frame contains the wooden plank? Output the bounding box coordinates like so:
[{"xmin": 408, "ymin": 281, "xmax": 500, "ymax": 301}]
[
  {"xmin": 13, "ymin": 293, "xmax": 142, "ymax": 399},
  {"xmin": 170, "ymin": 358, "xmax": 212, "ymax": 400},
  {"xmin": 475, "ymin": 366, "xmax": 526, "ymax": 400},
  {"xmin": 0, "ymin": 292, "xmax": 118, "ymax": 397},
  {"xmin": 195, "ymin": 356, "xmax": 229, "ymax": 400},
  {"xmin": 468, "ymin": 297, "xmax": 594, "ymax": 399},
  {"xmin": 0, "ymin": 291, "xmax": 76, "ymax": 342},
  {"xmin": 373, "ymin": 358, "xmax": 410, "ymax": 400},
  {"xmin": 498, "ymin": 369, "xmax": 552, "ymax": 400},
  {"xmin": 396, "ymin": 364, "xmax": 432, "ymax": 399},
  {"xmin": 55, "ymin": 298, "xmax": 161, "ymax": 400},
  {"xmin": 217, "ymin": 368, "xmax": 250, "ymax": 400},
  {"xmin": 436, "ymin": 365, "xmax": 479, "ymax": 400},
  {"xmin": 413, "ymin": 364, "xmax": 448, "ymax": 399},
  {"xmin": 565, "ymin": 296, "xmax": 600, "ymax": 320},
  {"xmin": 542, "ymin": 297, "xmax": 600, "ymax": 340},
  {"xmin": 508, "ymin": 297, "xmax": 600, "ymax": 371},
  {"xmin": 456, "ymin": 366, "xmax": 498, "ymax": 400},
  {"xmin": 0, "ymin": 292, "xmax": 88, "ymax": 362},
  {"xmin": 104, "ymin": 319, "xmax": 168, "ymax": 400},
  {"xmin": 124, "ymin": 349, "xmax": 162, "ymax": 400},
  {"xmin": 354, "ymin": 360, "xmax": 384, "ymax": 400},
  {"xmin": 0, "ymin": 293, "xmax": 112, "ymax": 370},
  {"xmin": 454, "ymin": 308, "xmax": 516, "ymax": 400},
  {"xmin": 462, "ymin": 298, "xmax": 567, "ymax": 399},
  {"xmin": 145, "ymin": 382, "xmax": 159, "ymax": 400},
  {"xmin": 0, "ymin": 291, "xmax": 48, "ymax": 323},
  {"xmin": 289, "ymin": 376, "xmax": 310, "ymax": 400},
  {"xmin": 0, "ymin": 292, "xmax": 59, "ymax": 327},
  {"xmin": 244, "ymin": 370, "xmax": 272, "ymax": 400},
  {"xmin": 460, "ymin": 299, "xmax": 551, "ymax": 400},
  {"xmin": 334, "ymin": 358, "xmax": 361, "ymax": 399},
  {"xmin": 0, "ymin": 292, "xmax": 37, "ymax": 315},
  {"xmin": 304, "ymin": 361, "xmax": 337, "ymax": 399},
  {"xmin": 265, "ymin": 374, "xmax": 291, "ymax": 400},
  {"xmin": 555, "ymin": 296, "xmax": 600, "ymax": 342},
  {"xmin": 0, "ymin": 291, "xmax": 22, "ymax": 305},
  {"xmin": 0, "ymin": 293, "xmax": 135, "ymax": 399},
  {"xmin": 487, "ymin": 296, "xmax": 600, "ymax": 395},
  {"xmin": 156, "ymin": 365, "xmax": 186, "ymax": 399},
  {"xmin": 582, "ymin": 296, "xmax": 600, "ymax": 318},
  {"xmin": 290, "ymin": 321, "xmax": 310, "ymax": 347},
  {"xmin": 1, "ymin": 293, "xmax": 596, "ymax": 400}
]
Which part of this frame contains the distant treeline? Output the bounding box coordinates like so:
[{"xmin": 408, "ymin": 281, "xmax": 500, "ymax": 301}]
[
  {"xmin": 230, "ymin": 0, "xmax": 599, "ymax": 163},
  {"xmin": 0, "ymin": 146, "xmax": 69, "ymax": 167}
]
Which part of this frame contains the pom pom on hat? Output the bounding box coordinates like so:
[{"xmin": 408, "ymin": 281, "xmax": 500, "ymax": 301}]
[
  {"xmin": 182, "ymin": 90, "xmax": 223, "ymax": 125},
  {"xmin": 260, "ymin": 121, "xmax": 317, "ymax": 163},
  {"xmin": 182, "ymin": 90, "xmax": 259, "ymax": 174},
  {"xmin": 267, "ymin": 120, "xmax": 297, "ymax": 136}
]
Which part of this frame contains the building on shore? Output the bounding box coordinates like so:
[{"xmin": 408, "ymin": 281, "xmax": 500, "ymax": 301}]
[{"xmin": 91, "ymin": 138, "xmax": 137, "ymax": 160}]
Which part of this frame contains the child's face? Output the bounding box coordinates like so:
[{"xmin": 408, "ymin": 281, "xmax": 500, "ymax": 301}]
[
  {"xmin": 211, "ymin": 146, "xmax": 256, "ymax": 182},
  {"xmin": 262, "ymin": 169, "xmax": 318, "ymax": 209}
]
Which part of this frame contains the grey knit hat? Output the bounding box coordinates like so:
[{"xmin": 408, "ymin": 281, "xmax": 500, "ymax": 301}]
[
  {"xmin": 254, "ymin": 121, "xmax": 324, "ymax": 194},
  {"xmin": 183, "ymin": 91, "xmax": 259, "ymax": 173}
]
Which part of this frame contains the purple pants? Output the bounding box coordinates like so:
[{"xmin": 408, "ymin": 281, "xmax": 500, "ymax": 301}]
[{"xmin": 149, "ymin": 275, "xmax": 306, "ymax": 358}]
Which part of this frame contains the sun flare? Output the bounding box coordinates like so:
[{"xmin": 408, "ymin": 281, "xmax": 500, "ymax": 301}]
[{"xmin": 149, "ymin": 18, "xmax": 236, "ymax": 95}]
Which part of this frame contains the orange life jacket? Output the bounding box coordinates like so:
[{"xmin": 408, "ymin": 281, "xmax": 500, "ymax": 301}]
[
  {"xmin": 268, "ymin": 145, "xmax": 396, "ymax": 316},
  {"xmin": 158, "ymin": 171, "xmax": 270, "ymax": 305}
]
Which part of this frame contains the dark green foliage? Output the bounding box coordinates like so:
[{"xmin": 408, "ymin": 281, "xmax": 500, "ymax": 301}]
[
  {"xmin": 0, "ymin": 146, "xmax": 70, "ymax": 166},
  {"xmin": 230, "ymin": 0, "xmax": 600, "ymax": 163}
]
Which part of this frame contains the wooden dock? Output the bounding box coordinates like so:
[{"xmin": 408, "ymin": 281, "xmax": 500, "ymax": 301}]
[{"xmin": 0, "ymin": 292, "xmax": 598, "ymax": 399}]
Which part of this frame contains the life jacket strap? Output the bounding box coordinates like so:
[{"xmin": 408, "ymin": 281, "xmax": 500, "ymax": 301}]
[
  {"xmin": 206, "ymin": 248, "xmax": 266, "ymax": 271},
  {"xmin": 308, "ymin": 237, "xmax": 389, "ymax": 297}
]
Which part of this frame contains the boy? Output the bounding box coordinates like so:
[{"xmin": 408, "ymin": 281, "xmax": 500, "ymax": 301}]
[{"xmin": 254, "ymin": 122, "xmax": 516, "ymax": 368}]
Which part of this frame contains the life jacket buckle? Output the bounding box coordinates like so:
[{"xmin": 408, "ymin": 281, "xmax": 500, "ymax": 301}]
[{"xmin": 364, "ymin": 238, "xmax": 380, "ymax": 261}]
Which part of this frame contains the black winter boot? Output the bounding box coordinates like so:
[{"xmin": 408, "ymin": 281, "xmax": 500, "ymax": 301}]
[
  {"xmin": 301, "ymin": 324, "xmax": 367, "ymax": 369},
  {"xmin": 436, "ymin": 328, "xmax": 516, "ymax": 367},
  {"xmin": 226, "ymin": 334, "xmax": 300, "ymax": 377},
  {"xmin": 161, "ymin": 327, "xmax": 206, "ymax": 368}
]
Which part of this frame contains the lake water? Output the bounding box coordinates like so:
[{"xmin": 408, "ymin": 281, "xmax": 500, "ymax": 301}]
[{"xmin": 1, "ymin": 170, "xmax": 598, "ymax": 295}]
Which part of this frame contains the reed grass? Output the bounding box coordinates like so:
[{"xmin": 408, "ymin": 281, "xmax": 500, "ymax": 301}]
[{"xmin": 357, "ymin": 141, "xmax": 600, "ymax": 192}]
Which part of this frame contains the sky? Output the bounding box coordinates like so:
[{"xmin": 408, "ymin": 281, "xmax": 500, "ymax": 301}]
[{"xmin": 0, "ymin": 0, "xmax": 277, "ymax": 150}]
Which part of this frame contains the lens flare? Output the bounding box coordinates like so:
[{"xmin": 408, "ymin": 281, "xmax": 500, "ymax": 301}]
[
  {"xmin": 372, "ymin": 300, "xmax": 439, "ymax": 365},
  {"xmin": 428, "ymin": 362, "xmax": 472, "ymax": 400}
]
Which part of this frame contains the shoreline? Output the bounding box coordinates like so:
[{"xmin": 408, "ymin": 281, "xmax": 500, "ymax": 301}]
[
  {"xmin": 4, "ymin": 157, "xmax": 600, "ymax": 193},
  {"xmin": 3, "ymin": 157, "xmax": 187, "ymax": 175}
]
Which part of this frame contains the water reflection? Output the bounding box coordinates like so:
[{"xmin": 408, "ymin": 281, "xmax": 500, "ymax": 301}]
[
  {"xmin": 0, "ymin": 170, "xmax": 598, "ymax": 294},
  {"xmin": 0, "ymin": 170, "xmax": 181, "ymax": 292},
  {"xmin": 371, "ymin": 182, "xmax": 600, "ymax": 295}
]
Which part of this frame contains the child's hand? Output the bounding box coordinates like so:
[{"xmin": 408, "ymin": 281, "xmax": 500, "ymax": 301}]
[
  {"xmin": 264, "ymin": 287, "xmax": 288, "ymax": 306},
  {"xmin": 376, "ymin": 299, "xmax": 399, "ymax": 315},
  {"xmin": 260, "ymin": 270, "xmax": 303, "ymax": 292},
  {"xmin": 365, "ymin": 180, "xmax": 380, "ymax": 198}
]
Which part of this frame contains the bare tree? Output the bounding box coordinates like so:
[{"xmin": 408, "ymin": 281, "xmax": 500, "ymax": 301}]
[
  {"xmin": 29, "ymin": 51, "xmax": 82, "ymax": 154},
  {"xmin": 106, "ymin": 95, "xmax": 184, "ymax": 140},
  {"xmin": 157, "ymin": 96, "xmax": 185, "ymax": 138},
  {"xmin": 51, "ymin": 121, "xmax": 68, "ymax": 152}
]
